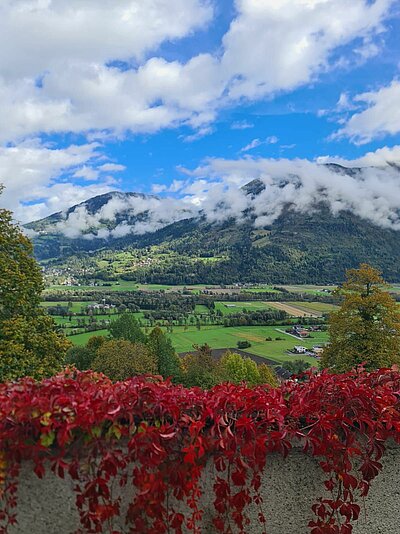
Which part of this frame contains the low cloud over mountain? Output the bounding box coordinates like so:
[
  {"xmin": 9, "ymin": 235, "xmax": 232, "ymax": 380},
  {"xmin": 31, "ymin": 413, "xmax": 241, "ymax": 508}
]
[{"xmin": 27, "ymin": 154, "xmax": 400, "ymax": 238}]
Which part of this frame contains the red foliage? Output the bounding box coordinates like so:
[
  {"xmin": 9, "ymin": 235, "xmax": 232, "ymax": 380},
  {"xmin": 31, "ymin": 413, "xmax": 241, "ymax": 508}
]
[{"xmin": 0, "ymin": 367, "xmax": 400, "ymax": 533}]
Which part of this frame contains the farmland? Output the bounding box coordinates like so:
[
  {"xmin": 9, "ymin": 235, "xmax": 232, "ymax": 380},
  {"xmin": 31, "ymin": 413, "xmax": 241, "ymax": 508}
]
[
  {"xmin": 68, "ymin": 323, "xmax": 327, "ymax": 365},
  {"xmin": 214, "ymin": 301, "xmax": 275, "ymax": 315},
  {"xmin": 42, "ymin": 281, "xmax": 336, "ymax": 366}
]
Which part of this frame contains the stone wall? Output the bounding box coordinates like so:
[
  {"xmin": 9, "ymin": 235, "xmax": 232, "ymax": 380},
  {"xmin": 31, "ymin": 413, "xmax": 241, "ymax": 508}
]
[{"xmin": 10, "ymin": 445, "xmax": 400, "ymax": 533}]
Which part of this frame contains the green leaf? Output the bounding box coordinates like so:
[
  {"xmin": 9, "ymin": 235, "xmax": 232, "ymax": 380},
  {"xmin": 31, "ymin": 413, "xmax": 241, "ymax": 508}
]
[{"xmin": 40, "ymin": 430, "xmax": 55, "ymax": 447}]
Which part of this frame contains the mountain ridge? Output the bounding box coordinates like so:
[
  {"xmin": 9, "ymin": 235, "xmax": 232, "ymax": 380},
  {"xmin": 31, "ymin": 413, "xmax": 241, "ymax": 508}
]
[{"xmin": 25, "ymin": 172, "xmax": 400, "ymax": 284}]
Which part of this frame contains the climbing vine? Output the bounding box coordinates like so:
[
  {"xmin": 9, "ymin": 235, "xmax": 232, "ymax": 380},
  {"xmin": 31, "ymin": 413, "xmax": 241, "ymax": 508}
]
[{"xmin": 0, "ymin": 367, "xmax": 400, "ymax": 533}]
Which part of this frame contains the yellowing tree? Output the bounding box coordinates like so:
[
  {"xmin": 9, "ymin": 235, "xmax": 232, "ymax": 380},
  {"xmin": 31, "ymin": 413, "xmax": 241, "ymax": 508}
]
[
  {"xmin": 217, "ymin": 351, "xmax": 278, "ymax": 387},
  {"xmin": 92, "ymin": 340, "xmax": 157, "ymax": 381},
  {"xmin": 0, "ymin": 187, "xmax": 70, "ymax": 381},
  {"xmin": 321, "ymin": 263, "xmax": 400, "ymax": 373}
]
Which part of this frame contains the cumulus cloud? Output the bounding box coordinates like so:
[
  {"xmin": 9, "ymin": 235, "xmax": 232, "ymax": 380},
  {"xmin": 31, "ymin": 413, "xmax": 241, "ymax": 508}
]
[
  {"xmin": 0, "ymin": 140, "xmax": 116, "ymax": 222},
  {"xmin": 334, "ymin": 80, "xmax": 400, "ymax": 144},
  {"xmin": 0, "ymin": 0, "xmax": 395, "ymax": 142},
  {"xmin": 98, "ymin": 163, "xmax": 126, "ymax": 172},
  {"xmin": 221, "ymin": 0, "xmax": 394, "ymax": 100},
  {"xmin": 0, "ymin": 0, "xmax": 212, "ymax": 79},
  {"xmin": 42, "ymin": 146, "xmax": 400, "ymax": 240}
]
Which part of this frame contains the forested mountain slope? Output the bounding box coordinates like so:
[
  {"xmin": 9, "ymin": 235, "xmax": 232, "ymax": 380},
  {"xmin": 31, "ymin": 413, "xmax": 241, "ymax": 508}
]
[{"xmin": 26, "ymin": 175, "xmax": 400, "ymax": 284}]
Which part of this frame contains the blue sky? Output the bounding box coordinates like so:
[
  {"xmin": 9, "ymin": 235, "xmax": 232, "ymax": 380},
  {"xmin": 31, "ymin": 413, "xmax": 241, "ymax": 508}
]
[{"xmin": 0, "ymin": 0, "xmax": 399, "ymax": 223}]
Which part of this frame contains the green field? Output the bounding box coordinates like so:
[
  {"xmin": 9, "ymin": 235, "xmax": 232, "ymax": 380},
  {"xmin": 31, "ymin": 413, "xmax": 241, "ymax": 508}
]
[
  {"xmin": 194, "ymin": 305, "xmax": 210, "ymax": 314},
  {"xmin": 280, "ymin": 285, "xmax": 335, "ymax": 295},
  {"xmin": 67, "ymin": 323, "xmax": 328, "ymax": 364},
  {"xmin": 214, "ymin": 301, "xmax": 275, "ymax": 315},
  {"xmin": 242, "ymin": 286, "xmax": 280, "ymax": 293},
  {"xmin": 167, "ymin": 325, "xmax": 328, "ymax": 364},
  {"xmin": 68, "ymin": 329, "xmax": 109, "ymax": 345},
  {"xmin": 45, "ymin": 281, "xmax": 224, "ymax": 294}
]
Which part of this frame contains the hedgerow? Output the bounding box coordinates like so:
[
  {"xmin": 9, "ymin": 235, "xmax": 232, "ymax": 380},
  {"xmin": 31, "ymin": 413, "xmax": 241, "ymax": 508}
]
[{"xmin": 0, "ymin": 367, "xmax": 400, "ymax": 533}]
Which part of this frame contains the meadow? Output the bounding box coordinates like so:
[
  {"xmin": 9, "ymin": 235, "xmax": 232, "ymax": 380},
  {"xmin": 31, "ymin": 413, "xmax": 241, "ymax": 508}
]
[
  {"xmin": 42, "ymin": 282, "xmax": 334, "ymax": 365},
  {"xmin": 68, "ymin": 323, "xmax": 327, "ymax": 365}
]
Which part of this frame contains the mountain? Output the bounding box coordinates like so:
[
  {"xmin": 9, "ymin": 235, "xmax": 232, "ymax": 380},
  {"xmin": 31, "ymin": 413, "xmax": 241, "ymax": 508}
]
[{"xmin": 26, "ymin": 174, "xmax": 400, "ymax": 284}]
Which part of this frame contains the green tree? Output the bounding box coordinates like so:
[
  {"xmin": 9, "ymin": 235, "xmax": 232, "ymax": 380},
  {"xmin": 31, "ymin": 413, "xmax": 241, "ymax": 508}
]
[
  {"xmin": 257, "ymin": 363, "xmax": 279, "ymax": 387},
  {"xmin": 321, "ymin": 264, "xmax": 400, "ymax": 372},
  {"xmin": 86, "ymin": 335, "xmax": 106, "ymax": 355},
  {"xmin": 0, "ymin": 192, "xmax": 43, "ymax": 321},
  {"xmin": 65, "ymin": 345, "xmax": 94, "ymax": 371},
  {"xmin": 181, "ymin": 344, "xmax": 218, "ymax": 389},
  {"xmin": 148, "ymin": 327, "xmax": 181, "ymax": 381},
  {"xmin": 282, "ymin": 359, "xmax": 310, "ymax": 375},
  {"xmin": 217, "ymin": 351, "xmax": 277, "ymax": 387},
  {"xmin": 217, "ymin": 351, "xmax": 247, "ymax": 384},
  {"xmin": 0, "ymin": 189, "xmax": 70, "ymax": 381},
  {"xmin": 109, "ymin": 314, "xmax": 147, "ymax": 344},
  {"xmin": 92, "ymin": 340, "xmax": 156, "ymax": 381}
]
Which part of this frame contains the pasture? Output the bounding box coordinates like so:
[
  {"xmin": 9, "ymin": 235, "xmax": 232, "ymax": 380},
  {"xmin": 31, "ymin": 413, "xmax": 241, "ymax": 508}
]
[
  {"xmin": 214, "ymin": 301, "xmax": 275, "ymax": 315},
  {"xmin": 67, "ymin": 323, "xmax": 328, "ymax": 364},
  {"xmin": 167, "ymin": 325, "xmax": 328, "ymax": 364}
]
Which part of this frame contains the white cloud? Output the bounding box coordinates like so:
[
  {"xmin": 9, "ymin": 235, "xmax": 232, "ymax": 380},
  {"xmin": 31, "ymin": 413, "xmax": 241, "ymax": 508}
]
[
  {"xmin": 240, "ymin": 138, "xmax": 263, "ymax": 152},
  {"xmin": 266, "ymin": 136, "xmax": 279, "ymax": 144},
  {"xmin": 240, "ymin": 136, "xmax": 279, "ymax": 152},
  {"xmin": 0, "ymin": 141, "xmax": 115, "ymax": 222},
  {"xmin": 0, "ymin": 0, "xmax": 395, "ymax": 142},
  {"xmin": 152, "ymin": 179, "xmax": 186, "ymax": 193},
  {"xmin": 35, "ymin": 146, "xmax": 400, "ymax": 238},
  {"xmin": 73, "ymin": 166, "xmax": 99, "ymax": 181},
  {"xmin": 334, "ymin": 80, "xmax": 400, "ymax": 144},
  {"xmin": 0, "ymin": 0, "xmax": 212, "ymax": 79},
  {"xmin": 317, "ymin": 144, "xmax": 400, "ymax": 167},
  {"xmin": 182, "ymin": 146, "xmax": 400, "ymax": 230},
  {"xmin": 221, "ymin": 0, "xmax": 394, "ymax": 100},
  {"xmin": 231, "ymin": 120, "xmax": 254, "ymax": 130},
  {"xmin": 55, "ymin": 192, "xmax": 196, "ymax": 238},
  {"xmin": 98, "ymin": 163, "xmax": 126, "ymax": 172}
]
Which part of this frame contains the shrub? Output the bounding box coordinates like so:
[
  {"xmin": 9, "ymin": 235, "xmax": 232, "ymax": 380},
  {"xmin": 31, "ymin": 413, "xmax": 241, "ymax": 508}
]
[
  {"xmin": 0, "ymin": 368, "xmax": 399, "ymax": 533},
  {"xmin": 237, "ymin": 340, "xmax": 251, "ymax": 349}
]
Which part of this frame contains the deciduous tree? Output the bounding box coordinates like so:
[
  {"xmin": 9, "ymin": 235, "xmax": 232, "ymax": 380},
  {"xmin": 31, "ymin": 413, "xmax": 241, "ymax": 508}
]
[
  {"xmin": 0, "ymin": 188, "xmax": 70, "ymax": 381},
  {"xmin": 321, "ymin": 263, "xmax": 400, "ymax": 372},
  {"xmin": 92, "ymin": 340, "xmax": 156, "ymax": 381},
  {"xmin": 181, "ymin": 344, "xmax": 218, "ymax": 389},
  {"xmin": 109, "ymin": 314, "xmax": 146, "ymax": 344}
]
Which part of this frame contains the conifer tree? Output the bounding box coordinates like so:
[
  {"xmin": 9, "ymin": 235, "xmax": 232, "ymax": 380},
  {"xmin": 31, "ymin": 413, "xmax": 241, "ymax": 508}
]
[{"xmin": 148, "ymin": 327, "xmax": 181, "ymax": 381}]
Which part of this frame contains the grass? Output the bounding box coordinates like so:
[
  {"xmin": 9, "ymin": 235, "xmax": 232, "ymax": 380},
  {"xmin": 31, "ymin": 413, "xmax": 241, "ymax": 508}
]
[
  {"xmin": 166, "ymin": 325, "xmax": 328, "ymax": 364},
  {"xmin": 241, "ymin": 286, "xmax": 280, "ymax": 293},
  {"xmin": 280, "ymin": 285, "xmax": 335, "ymax": 295},
  {"xmin": 214, "ymin": 301, "xmax": 274, "ymax": 315},
  {"xmin": 67, "ymin": 323, "xmax": 328, "ymax": 364},
  {"xmin": 49, "ymin": 311, "xmax": 144, "ymax": 330},
  {"xmin": 68, "ymin": 329, "xmax": 109, "ymax": 345},
  {"xmin": 194, "ymin": 305, "xmax": 210, "ymax": 314},
  {"xmin": 287, "ymin": 301, "xmax": 339, "ymax": 314}
]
